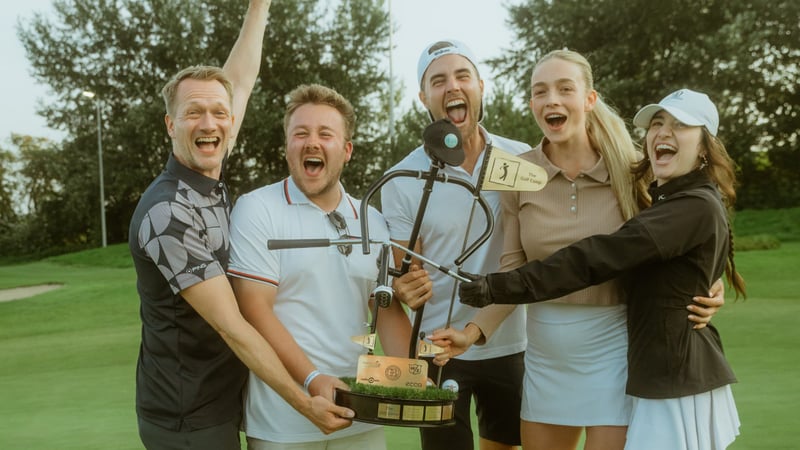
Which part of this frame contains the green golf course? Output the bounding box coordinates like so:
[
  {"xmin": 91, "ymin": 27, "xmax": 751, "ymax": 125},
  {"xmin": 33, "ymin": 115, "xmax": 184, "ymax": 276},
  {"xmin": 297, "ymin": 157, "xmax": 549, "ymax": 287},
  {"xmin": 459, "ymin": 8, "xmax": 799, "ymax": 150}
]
[{"xmin": 1, "ymin": 208, "xmax": 798, "ymax": 449}]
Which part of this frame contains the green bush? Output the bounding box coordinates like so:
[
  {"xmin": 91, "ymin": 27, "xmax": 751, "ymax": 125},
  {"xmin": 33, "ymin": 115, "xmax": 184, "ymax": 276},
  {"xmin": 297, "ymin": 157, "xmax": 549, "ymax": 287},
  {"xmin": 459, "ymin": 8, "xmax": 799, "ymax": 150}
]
[
  {"xmin": 735, "ymin": 234, "xmax": 782, "ymax": 251},
  {"xmin": 733, "ymin": 207, "xmax": 800, "ymax": 242}
]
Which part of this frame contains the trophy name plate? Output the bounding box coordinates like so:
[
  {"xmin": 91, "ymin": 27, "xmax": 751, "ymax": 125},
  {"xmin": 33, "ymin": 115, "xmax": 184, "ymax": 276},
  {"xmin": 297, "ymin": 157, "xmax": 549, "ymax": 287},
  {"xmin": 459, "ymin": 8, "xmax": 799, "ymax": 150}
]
[{"xmin": 356, "ymin": 354, "xmax": 428, "ymax": 389}]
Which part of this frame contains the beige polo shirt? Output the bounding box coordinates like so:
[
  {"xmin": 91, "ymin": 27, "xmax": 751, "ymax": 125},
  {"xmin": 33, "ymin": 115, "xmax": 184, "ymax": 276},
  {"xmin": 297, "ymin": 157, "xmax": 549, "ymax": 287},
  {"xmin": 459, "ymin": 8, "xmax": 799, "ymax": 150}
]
[
  {"xmin": 499, "ymin": 142, "xmax": 627, "ymax": 306},
  {"xmin": 473, "ymin": 142, "xmax": 628, "ymax": 340}
]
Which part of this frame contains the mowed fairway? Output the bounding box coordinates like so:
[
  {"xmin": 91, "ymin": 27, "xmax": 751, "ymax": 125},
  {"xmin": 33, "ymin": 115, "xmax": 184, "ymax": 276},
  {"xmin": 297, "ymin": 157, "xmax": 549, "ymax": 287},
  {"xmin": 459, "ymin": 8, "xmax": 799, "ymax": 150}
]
[{"xmin": 0, "ymin": 241, "xmax": 797, "ymax": 449}]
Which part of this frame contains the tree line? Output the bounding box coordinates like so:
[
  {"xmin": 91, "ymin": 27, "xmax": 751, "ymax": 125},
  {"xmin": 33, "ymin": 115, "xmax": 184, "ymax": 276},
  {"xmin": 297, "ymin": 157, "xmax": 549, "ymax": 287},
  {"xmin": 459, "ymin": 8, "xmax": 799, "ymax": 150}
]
[{"xmin": 1, "ymin": 0, "xmax": 797, "ymax": 259}]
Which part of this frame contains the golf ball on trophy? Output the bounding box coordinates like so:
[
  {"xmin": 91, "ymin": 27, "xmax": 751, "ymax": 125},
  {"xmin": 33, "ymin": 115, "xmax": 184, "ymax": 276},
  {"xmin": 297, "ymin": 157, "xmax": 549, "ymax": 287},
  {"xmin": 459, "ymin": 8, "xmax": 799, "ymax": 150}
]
[{"xmin": 442, "ymin": 379, "xmax": 459, "ymax": 393}]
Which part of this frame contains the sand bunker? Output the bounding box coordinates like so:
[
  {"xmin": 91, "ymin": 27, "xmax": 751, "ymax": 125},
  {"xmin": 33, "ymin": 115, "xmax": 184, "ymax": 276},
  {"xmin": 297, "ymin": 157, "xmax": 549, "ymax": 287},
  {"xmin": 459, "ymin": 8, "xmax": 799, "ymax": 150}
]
[{"xmin": 0, "ymin": 284, "xmax": 63, "ymax": 302}]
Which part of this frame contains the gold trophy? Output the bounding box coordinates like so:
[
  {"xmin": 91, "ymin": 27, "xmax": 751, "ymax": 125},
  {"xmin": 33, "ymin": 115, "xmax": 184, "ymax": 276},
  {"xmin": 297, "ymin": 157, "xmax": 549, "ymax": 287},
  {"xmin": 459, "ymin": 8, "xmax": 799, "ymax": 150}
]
[
  {"xmin": 267, "ymin": 234, "xmax": 464, "ymax": 427},
  {"xmin": 269, "ymin": 119, "xmax": 548, "ymax": 427},
  {"xmin": 333, "ymin": 237, "xmax": 466, "ymax": 427},
  {"xmin": 330, "ymin": 119, "xmax": 477, "ymax": 427}
]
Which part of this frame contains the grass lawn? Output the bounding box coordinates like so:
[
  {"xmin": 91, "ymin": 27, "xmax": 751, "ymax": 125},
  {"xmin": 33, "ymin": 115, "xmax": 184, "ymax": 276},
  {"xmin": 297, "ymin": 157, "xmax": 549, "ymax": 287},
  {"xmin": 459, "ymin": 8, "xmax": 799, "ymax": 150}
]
[
  {"xmin": 0, "ymin": 237, "xmax": 798, "ymax": 448},
  {"xmin": 711, "ymin": 242, "xmax": 800, "ymax": 450}
]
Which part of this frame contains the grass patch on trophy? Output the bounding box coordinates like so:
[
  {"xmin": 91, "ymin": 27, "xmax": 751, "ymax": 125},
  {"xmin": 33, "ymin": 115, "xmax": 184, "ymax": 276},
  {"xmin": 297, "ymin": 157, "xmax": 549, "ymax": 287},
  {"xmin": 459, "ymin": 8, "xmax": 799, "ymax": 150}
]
[{"xmin": 334, "ymin": 339, "xmax": 459, "ymax": 427}]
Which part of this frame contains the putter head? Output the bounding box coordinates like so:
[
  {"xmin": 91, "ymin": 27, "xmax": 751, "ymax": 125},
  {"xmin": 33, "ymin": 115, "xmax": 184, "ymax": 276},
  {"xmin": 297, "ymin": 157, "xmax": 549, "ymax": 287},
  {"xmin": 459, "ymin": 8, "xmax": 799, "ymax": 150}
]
[{"xmin": 423, "ymin": 118, "xmax": 464, "ymax": 167}]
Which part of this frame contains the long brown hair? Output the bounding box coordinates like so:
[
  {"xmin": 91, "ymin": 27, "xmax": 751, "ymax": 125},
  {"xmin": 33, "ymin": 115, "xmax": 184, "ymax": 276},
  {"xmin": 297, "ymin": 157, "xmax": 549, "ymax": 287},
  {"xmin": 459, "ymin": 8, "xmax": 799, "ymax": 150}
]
[{"xmin": 633, "ymin": 129, "xmax": 747, "ymax": 298}]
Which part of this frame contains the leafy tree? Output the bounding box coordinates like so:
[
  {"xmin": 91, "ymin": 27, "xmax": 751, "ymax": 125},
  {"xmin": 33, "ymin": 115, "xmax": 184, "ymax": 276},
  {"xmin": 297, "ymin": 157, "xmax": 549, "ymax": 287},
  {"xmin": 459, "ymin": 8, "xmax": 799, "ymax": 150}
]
[
  {"xmin": 17, "ymin": 0, "xmax": 393, "ymax": 248},
  {"xmin": 482, "ymin": 81, "xmax": 543, "ymax": 147},
  {"xmin": 0, "ymin": 147, "xmax": 17, "ymax": 230},
  {"xmin": 13, "ymin": 135, "xmax": 64, "ymax": 217},
  {"xmin": 5, "ymin": 134, "xmax": 92, "ymax": 255},
  {"xmin": 388, "ymin": 103, "xmax": 429, "ymax": 165},
  {"xmin": 494, "ymin": 0, "xmax": 800, "ymax": 209}
]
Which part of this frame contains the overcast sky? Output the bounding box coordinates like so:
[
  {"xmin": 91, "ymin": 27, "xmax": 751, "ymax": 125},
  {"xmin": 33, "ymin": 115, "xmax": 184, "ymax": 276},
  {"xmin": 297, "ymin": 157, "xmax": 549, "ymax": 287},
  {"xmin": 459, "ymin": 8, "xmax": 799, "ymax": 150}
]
[{"xmin": 1, "ymin": 0, "xmax": 515, "ymax": 145}]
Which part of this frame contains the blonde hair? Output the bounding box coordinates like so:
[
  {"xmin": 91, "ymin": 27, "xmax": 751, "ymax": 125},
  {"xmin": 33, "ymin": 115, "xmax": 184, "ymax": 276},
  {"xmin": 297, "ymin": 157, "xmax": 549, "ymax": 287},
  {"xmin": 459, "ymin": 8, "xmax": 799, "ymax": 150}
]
[
  {"xmin": 533, "ymin": 50, "xmax": 650, "ymax": 219},
  {"xmin": 283, "ymin": 84, "xmax": 356, "ymax": 142},
  {"xmin": 161, "ymin": 65, "xmax": 233, "ymax": 117}
]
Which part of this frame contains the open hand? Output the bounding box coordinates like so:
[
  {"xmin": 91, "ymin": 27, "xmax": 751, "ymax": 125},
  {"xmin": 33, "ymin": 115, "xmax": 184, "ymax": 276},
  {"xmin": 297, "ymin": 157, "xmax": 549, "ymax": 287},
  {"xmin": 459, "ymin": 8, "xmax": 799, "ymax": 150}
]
[
  {"xmin": 429, "ymin": 326, "xmax": 479, "ymax": 365},
  {"xmin": 688, "ymin": 278, "xmax": 726, "ymax": 329}
]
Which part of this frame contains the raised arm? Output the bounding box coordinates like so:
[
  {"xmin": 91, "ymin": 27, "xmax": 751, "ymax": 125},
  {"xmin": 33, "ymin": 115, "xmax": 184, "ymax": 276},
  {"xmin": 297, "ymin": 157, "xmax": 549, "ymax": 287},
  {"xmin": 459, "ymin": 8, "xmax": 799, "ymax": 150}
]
[{"xmin": 224, "ymin": 0, "xmax": 271, "ymax": 148}]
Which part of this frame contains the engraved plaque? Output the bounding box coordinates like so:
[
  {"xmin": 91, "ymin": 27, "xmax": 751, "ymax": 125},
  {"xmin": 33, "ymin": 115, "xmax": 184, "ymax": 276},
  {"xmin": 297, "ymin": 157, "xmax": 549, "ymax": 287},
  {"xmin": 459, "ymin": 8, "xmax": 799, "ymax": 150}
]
[
  {"xmin": 424, "ymin": 405, "xmax": 443, "ymax": 421},
  {"xmin": 402, "ymin": 405, "xmax": 425, "ymax": 421},
  {"xmin": 356, "ymin": 354, "xmax": 428, "ymax": 390},
  {"xmin": 377, "ymin": 402, "xmax": 401, "ymax": 420}
]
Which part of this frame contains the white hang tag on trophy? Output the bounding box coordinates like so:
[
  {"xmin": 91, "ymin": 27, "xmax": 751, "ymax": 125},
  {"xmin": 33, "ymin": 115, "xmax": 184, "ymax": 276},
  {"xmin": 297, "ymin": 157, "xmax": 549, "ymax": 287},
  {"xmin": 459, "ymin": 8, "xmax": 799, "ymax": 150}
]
[
  {"xmin": 481, "ymin": 146, "xmax": 548, "ymax": 192},
  {"xmin": 351, "ymin": 334, "xmax": 377, "ymax": 350},
  {"xmin": 417, "ymin": 340, "xmax": 445, "ymax": 357}
]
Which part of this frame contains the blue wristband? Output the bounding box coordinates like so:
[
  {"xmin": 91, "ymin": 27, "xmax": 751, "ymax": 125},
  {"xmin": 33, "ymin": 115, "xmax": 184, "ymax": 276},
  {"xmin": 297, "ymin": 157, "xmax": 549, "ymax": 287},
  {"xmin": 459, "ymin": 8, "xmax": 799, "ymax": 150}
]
[{"xmin": 303, "ymin": 369, "xmax": 321, "ymax": 390}]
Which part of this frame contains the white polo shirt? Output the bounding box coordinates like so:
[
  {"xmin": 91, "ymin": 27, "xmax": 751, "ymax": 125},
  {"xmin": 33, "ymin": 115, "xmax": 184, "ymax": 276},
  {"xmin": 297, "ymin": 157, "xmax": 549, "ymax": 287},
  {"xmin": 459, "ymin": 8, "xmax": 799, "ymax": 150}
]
[
  {"xmin": 381, "ymin": 129, "xmax": 531, "ymax": 361},
  {"xmin": 228, "ymin": 177, "xmax": 387, "ymax": 443}
]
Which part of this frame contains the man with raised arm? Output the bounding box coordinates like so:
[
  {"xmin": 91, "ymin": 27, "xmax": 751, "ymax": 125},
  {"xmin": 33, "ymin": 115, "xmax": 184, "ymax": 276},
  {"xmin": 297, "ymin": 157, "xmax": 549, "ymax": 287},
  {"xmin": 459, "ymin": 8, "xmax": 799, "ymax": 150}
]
[{"xmin": 128, "ymin": 3, "xmax": 353, "ymax": 449}]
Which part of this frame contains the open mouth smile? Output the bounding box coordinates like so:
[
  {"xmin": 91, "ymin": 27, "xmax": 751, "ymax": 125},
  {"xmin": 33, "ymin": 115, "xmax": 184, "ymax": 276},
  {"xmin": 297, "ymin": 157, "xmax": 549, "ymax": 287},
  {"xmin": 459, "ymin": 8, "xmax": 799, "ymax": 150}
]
[
  {"xmin": 545, "ymin": 113, "xmax": 566, "ymax": 127},
  {"xmin": 445, "ymin": 99, "xmax": 467, "ymax": 124},
  {"xmin": 195, "ymin": 136, "xmax": 221, "ymax": 151},
  {"xmin": 654, "ymin": 144, "xmax": 678, "ymax": 162},
  {"xmin": 304, "ymin": 157, "xmax": 325, "ymax": 175}
]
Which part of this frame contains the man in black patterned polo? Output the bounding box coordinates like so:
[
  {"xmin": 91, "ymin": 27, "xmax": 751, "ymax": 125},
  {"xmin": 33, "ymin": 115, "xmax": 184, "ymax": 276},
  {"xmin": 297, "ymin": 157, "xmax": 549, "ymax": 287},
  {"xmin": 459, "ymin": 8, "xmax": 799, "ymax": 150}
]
[{"xmin": 127, "ymin": 2, "xmax": 353, "ymax": 449}]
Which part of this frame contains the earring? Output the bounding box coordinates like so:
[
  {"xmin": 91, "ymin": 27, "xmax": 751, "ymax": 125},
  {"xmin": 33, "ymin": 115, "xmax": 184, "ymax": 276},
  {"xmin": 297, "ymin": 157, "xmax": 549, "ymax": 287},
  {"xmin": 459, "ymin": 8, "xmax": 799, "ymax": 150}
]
[{"xmin": 699, "ymin": 154, "xmax": 708, "ymax": 170}]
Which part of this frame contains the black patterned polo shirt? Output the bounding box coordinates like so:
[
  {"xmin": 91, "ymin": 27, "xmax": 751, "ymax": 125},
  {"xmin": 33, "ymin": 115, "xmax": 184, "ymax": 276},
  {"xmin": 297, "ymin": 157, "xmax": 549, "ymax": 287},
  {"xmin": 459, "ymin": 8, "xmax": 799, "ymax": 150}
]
[{"xmin": 129, "ymin": 153, "xmax": 246, "ymax": 431}]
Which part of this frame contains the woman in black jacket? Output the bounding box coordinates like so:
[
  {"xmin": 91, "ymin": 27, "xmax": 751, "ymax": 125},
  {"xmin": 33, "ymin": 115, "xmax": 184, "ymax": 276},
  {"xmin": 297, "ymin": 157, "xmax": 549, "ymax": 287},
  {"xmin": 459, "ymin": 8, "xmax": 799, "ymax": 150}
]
[{"xmin": 448, "ymin": 88, "xmax": 746, "ymax": 450}]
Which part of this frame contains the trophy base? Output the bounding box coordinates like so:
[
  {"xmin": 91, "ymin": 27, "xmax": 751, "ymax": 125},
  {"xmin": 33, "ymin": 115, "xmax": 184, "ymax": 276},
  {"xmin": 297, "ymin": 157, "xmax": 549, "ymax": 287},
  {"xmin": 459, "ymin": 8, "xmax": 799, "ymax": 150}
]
[{"xmin": 335, "ymin": 388, "xmax": 456, "ymax": 428}]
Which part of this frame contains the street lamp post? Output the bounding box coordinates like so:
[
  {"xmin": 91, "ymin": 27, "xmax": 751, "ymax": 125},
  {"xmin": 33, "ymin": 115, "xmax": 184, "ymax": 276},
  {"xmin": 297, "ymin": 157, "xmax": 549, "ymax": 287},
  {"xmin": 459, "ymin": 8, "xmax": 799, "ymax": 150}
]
[
  {"xmin": 82, "ymin": 91, "xmax": 107, "ymax": 248},
  {"xmin": 387, "ymin": 0, "xmax": 394, "ymax": 145}
]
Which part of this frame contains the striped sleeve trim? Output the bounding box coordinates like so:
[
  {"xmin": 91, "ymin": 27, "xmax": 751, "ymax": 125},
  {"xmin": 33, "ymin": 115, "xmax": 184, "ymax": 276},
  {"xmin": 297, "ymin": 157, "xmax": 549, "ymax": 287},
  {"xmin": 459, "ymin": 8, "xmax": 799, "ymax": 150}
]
[{"xmin": 226, "ymin": 269, "xmax": 279, "ymax": 287}]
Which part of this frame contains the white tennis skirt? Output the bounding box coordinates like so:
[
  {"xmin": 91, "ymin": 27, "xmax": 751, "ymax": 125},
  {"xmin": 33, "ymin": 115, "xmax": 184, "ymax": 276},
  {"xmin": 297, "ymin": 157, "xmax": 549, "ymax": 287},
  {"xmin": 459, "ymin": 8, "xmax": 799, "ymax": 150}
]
[
  {"xmin": 625, "ymin": 385, "xmax": 740, "ymax": 450},
  {"xmin": 521, "ymin": 302, "xmax": 630, "ymax": 426}
]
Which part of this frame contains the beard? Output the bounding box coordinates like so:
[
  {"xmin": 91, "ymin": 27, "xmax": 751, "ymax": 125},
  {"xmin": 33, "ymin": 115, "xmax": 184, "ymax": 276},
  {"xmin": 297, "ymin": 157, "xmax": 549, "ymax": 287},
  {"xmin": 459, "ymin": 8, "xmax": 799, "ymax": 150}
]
[{"xmin": 290, "ymin": 160, "xmax": 346, "ymax": 202}]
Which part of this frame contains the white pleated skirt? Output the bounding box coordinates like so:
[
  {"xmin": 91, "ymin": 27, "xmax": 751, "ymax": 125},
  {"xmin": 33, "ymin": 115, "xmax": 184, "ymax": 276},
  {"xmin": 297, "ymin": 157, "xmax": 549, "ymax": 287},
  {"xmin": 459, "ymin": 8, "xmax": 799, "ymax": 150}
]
[
  {"xmin": 521, "ymin": 302, "xmax": 631, "ymax": 426},
  {"xmin": 625, "ymin": 385, "xmax": 740, "ymax": 450}
]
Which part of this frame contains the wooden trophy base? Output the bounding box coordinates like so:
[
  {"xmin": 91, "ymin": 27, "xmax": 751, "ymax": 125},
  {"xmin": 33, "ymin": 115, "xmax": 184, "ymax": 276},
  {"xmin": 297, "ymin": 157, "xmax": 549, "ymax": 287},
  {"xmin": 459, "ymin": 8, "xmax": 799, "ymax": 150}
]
[
  {"xmin": 334, "ymin": 354, "xmax": 457, "ymax": 427},
  {"xmin": 335, "ymin": 388, "xmax": 456, "ymax": 428}
]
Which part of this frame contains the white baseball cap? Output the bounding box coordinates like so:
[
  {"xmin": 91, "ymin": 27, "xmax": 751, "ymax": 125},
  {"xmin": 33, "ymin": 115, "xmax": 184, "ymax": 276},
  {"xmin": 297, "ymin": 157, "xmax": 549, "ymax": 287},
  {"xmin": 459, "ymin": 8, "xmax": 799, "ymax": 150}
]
[
  {"xmin": 633, "ymin": 88, "xmax": 719, "ymax": 136},
  {"xmin": 417, "ymin": 39, "xmax": 479, "ymax": 88}
]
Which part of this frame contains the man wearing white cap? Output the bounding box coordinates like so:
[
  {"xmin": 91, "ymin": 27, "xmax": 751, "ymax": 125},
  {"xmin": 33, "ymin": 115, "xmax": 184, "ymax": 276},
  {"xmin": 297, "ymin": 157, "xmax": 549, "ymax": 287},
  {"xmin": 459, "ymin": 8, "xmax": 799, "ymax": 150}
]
[{"xmin": 381, "ymin": 40, "xmax": 529, "ymax": 450}]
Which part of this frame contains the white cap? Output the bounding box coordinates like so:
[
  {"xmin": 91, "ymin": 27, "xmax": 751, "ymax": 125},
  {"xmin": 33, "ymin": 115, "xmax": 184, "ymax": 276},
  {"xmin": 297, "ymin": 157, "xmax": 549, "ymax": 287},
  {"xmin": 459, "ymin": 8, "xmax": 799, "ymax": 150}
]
[
  {"xmin": 417, "ymin": 39, "xmax": 479, "ymax": 88},
  {"xmin": 633, "ymin": 88, "xmax": 719, "ymax": 136}
]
